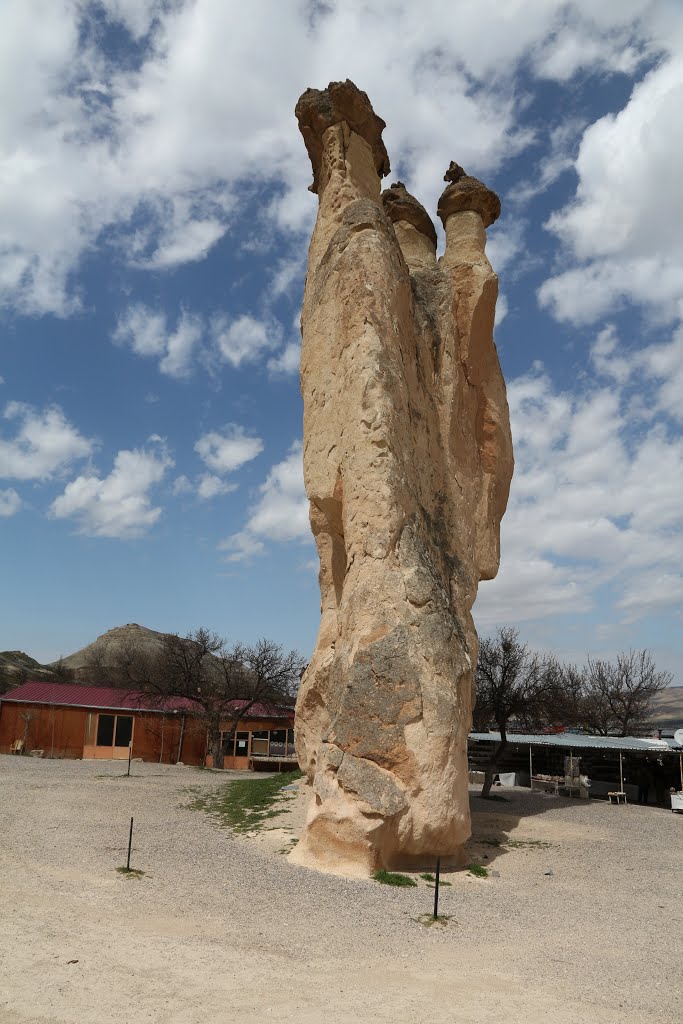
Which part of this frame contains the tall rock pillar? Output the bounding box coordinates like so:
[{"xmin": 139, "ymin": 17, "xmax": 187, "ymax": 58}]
[{"xmin": 292, "ymin": 81, "xmax": 513, "ymax": 876}]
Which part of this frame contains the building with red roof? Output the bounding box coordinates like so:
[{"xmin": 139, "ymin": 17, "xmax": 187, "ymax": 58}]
[{"xmin": 0, "ymin": 681, "xmax": 296, "ymax": 769}]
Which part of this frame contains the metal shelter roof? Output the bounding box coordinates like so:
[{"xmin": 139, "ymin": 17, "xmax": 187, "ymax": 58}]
[{"xmin": 469, "ymin": 731, "xmax": 682, "ymax": 753}]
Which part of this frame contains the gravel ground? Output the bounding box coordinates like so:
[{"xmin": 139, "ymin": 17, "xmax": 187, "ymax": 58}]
[{"xmin": 0, "ymin": 754, "xmax": 681, "ymax": 1024}]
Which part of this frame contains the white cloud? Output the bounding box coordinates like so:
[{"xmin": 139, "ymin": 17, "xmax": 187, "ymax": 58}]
[
  {"xmin": 589, "ymin": 322, "xmax": 683, "ymax": 425},
  {"xmin": 494, "ymin": 294, "xmax": 508, "ymax": 328},
  {"xmin": 219, "ymin": 440, "xmax": 309, "ymax": 561},
  {"xmin": 211, "ymin": 314, "xmax": 281, "ymax": 369},
  {"xmin": 0, "ymin": 401, "xmax": 93, "ymax": 480},
  {"xmin": 195, "ymin": 424, "xmax": 263, "ymax": 474},
  {"xmin": 113, "ymin": 305, "xmax": 203, "ymax": 378},
  {"xmin": 3, "ymin": 0, "xmax": 675, "ymax": 316},
  {"xmin": 99, "ymin": 0, "xmax": 160, "ymax": 40},
  {"xmin": 218, "ymin": 530, "xmax": 265, "ymax": 561},
  {"xmin": 50, "ymin": 439, "xmax": 173, "ymax": 538},
  {"xmin": 196, "ymin": 473, "xmax": 235, "ymax": 500},
  {"xmin": 172, "ymin": 474, "xmax": 193, "ymax": 496},
  {"xmin": 617, "ymin": 572, "xmax": 683, "ymax": 623},
  {"xmin": 539, "ymin": 52, "xmax": 683, "ymax": 326},
  {"xmin": 476, "ymin": 362, "xmax": 683, "ymax": 628},
  {"xmin": 267, "ymin": 341, "xmax": 301, "ymax": 376},
  {"xmin": 0, "ymin": 487, "xmax": 21, "ymax": 517}
]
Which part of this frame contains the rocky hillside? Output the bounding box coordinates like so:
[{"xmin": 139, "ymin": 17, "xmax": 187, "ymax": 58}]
[
  {"xmin": 0, "ymin": 650, "xmax": 58, "ymax": 693},
  {"xmin": 51, "ymin": 623, "xmax": 168, "ymax": 676},
  {"xmin": 0, "ymin": 624, "xmax": 170, "ymax": 692},
  {"xmin": 649, "ymin": 686, "xmax": 683, "ymax": 733}
]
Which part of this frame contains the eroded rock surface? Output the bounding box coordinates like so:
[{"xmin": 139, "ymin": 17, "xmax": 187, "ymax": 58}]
[{"xmin": 291, "ymin": 80, "xmax": 513, "ymax": 877}]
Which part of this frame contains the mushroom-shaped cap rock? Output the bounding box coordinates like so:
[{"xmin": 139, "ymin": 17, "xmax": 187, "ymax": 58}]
[
  {"xmin": 437, "ymin": 162, "xmax": 501, "ymax": 228},
  {"xmin": 381, "ymin": 182, "xmax": 437, "ymax": 247},
  {"xmin": 295, "ymin": 79, "xmax": 390, "ymax": 194}
]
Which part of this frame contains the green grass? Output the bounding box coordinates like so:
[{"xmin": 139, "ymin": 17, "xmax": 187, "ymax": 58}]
[
  {"xmin": 467, "ymin": 862, "xmax": 488, "ymax": 878},
  {"xmin": 480, "ymin": 837, "xmax": 503, "ymax": 847},
  {"xmin": 189, "ymin": 769, "xmax": 302, "ymax": 833},
  {"xmin": 414, "ymin": 913, "xmax": 454, "ymax": 928},
  {"xmin": 116, "ymin": 866, "xmax": 145, "ymax": 879},
  {"xmin": 372, "ymin": 869, "xmax": 417, "ymax": 887},
  {"xmin": 505, "ymin": 838, "xmax": 553, "ymax": 849},
  {"xmin": 419, "ymin": 872, "xmax": 451, "ymax": 886}
]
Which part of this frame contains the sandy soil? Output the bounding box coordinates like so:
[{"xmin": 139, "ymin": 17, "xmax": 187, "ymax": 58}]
[{"xmin": 0, "ymin": 755, "xmax": 681, "ymax": 1024}]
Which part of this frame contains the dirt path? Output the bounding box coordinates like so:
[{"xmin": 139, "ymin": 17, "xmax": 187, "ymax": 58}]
[{"xmin": 0, "ymin": 756, "xmax": 680, "ymax": 1023}]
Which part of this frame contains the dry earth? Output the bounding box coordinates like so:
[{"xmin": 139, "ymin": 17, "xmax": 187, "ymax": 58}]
[{"xmin": 0, "ymin": 755, "xmax": 681, "ymax": 1024}]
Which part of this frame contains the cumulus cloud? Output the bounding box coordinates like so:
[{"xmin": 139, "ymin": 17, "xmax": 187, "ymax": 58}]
[
  {"xmin": 539, "ymin": 52, "xmax": 683, "ymax": 326},
  {"xmin": 169, "ymin": 424, "xmax": 264, "ymax": 502},
  {"xmin": 113, "ymin": 305, "xmax": 203, "ymax": 378},
  {"xmin": 196, "ymin": 473, "xmax": 235, "ymax": 500},
  {"xmin": 267, "ymin": 341, "xmax": 301, "ymax": 376},
  {"xmin": 2, "ymin": 0, "xmax": 672, "ymax": 316},
  {"xmin": 0, "ymin": 487, "xmax": 21, "ymax": 517},
  {"xmin": 0, "ymin": 401, "xmax": 93, "ymax": 480},
  {"xmin": 211, "ymin": 314, "xmax": 282, "ymax": 369},
  {"xmin": 476, "ymin": 361, "xmax": 683, "ymax": 628},
  {"xmin": 50, "ymin": 439, "xmax": 173, "ymax": 538},
  {"xmin": 219, "ymin": 441, "xmax": 309, "ymax": 561},
  {"xmin": 195, "ymin": 424, "xmax": 263, "ymax": 475}
]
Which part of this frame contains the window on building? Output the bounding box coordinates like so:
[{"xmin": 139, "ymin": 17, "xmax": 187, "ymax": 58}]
[
  {"xmin": 270, "ymin": 729, "xmax": 287, "ymax": 755},
  {"xmin": 251, "ymin": 730, "xmax": 269, "ymax": 755},
  {"xmin": 235, "ymin": 731, "xmax": 249, "ymax": 755},
  {"xmin": 96, "ymin": 715, "xmax": 115, "ymax": 747},
  {"xmin": 287, "ymin": 728, "xmax": 295, "ymax": 754},
  {"xmin": 115, "ymin": 716, "xmax": 133, "ymax": 747}
]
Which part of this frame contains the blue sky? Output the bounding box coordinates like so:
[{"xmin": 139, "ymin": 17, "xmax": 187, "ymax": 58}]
[{"xmin": 1, "ymin": 0, "xmax": 681, "ymax": 683}]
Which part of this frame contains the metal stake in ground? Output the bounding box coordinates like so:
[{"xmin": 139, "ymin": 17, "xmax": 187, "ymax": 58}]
[
  {"xmin": 433, "ymin": 856, "xmax": 441, "ymax": 920},
  {"xmin": 127, "ymin": 742, "xmax": 132, "ymax": 777},
  {"xmin": 126, "ymin": 817, "xmax": 134, "ymax": 871}
]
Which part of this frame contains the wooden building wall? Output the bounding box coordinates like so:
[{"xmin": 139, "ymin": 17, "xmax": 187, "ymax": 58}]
[
  {"xmin": 0, "ymin": 701, "xmax": 292, "ymax": 768},
  {"xmin": 0, "ymin": 702, "xmax": 87, "ymax": 759}
]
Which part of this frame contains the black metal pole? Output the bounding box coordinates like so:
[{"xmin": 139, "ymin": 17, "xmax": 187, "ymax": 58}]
[
  {"xmin": 433, "ymin": 856, "xmax": 441, "ymax": 920},
  {"xmin": 127, "ymin": 743, "xmax": 132, "ymax": 777},
  {"xmin": 126, "ymin": 817, "xmax": 134, "ymax": 871}
]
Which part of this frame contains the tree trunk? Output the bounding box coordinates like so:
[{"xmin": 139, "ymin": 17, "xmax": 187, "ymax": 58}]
[
  {"xmin": 209, "ymin": 729, "xmax": 224, "ymax": 770},
  {"xmin": 481, "ymin": 737, "xmax": 508, "ymax": 798}
]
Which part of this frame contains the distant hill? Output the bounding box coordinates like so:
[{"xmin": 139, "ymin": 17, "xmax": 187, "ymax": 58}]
[
  {"xmin": 0, "ymin": 650, "xmax": 57, "ymax": 694},
  {"xmin": 649, "ymin": 686, "xmax": 683, "ymax": 733},
  {"xmin": 0, "ymin": 624, "xmax": 172, "ymax": 693},
  {"xmin": 51, "ymin": 623, "xmax": 168, "ymax": 677}
]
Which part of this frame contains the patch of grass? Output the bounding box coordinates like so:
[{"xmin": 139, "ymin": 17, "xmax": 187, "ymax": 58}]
[
  {"xmin": 372, "ymin": 869, "xmax": 417, "ymax": 887},
  {"xmin": 505, "ymin": 837, "xmax": 553, "ymax": 849},
  {"xmin": 189, "ymin": 769, "xmax": 302, "ymax": 833},
  {"xmin": 116, "ymin": 866, "xmax": 145, "ymax": 879},
  {"xmin": 419, "ymin": 872, "xmax": 435, "ymax": 882},
  {"xmin": 467, "ymin": 862, "xmax": 488, "ymax": 878},
  {"xmin": 480, "ymin": 837, "xmax": 503, "ymax": 847},
  {"xmin": 414, "ymin": 913, "xmax": 454, "ymax": 928}
]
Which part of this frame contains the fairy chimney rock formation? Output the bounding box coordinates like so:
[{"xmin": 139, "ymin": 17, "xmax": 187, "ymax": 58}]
[{"xmin": 292, "ymin": 80, "xmax": 513, "ymax": 877}]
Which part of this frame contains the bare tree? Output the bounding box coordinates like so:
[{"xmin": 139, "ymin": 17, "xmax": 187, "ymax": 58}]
[
  {"xmin": 141, "ymin": 630, "xmax": 304, "ymax": 768},
  {"xmin": 52, "ymin": 657, "xmax": 75, "ymax": 683},
  {"xmin": 474, "ymin": 628, "xmax": 556, "ymax": 798},
  {"xmin": 83, "ymin": 636, "xmax": 159, "ymax": 689},
  {"xmin": 19, "ymin": 710, "xmax": 36, "ymax": 752},
  {"xmin": 578, "ymin": 649, "xmax": 671, "ymax": 736}
]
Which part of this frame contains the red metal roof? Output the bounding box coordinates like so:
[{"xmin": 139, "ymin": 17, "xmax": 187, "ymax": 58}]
[{"xmin": 0, "ymin": 681, "xmax": 294, "ymax": 719}]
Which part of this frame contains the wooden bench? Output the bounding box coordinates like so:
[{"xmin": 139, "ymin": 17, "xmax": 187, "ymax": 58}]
[{"xmin": 608, "ymin": 791, "xmax": 627, "ymax": 805}]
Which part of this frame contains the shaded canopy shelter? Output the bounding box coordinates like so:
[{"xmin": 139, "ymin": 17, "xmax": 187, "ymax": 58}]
[{"xmin": 469, "ymin": 731, "xmax": 683, "ymax": 798}]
